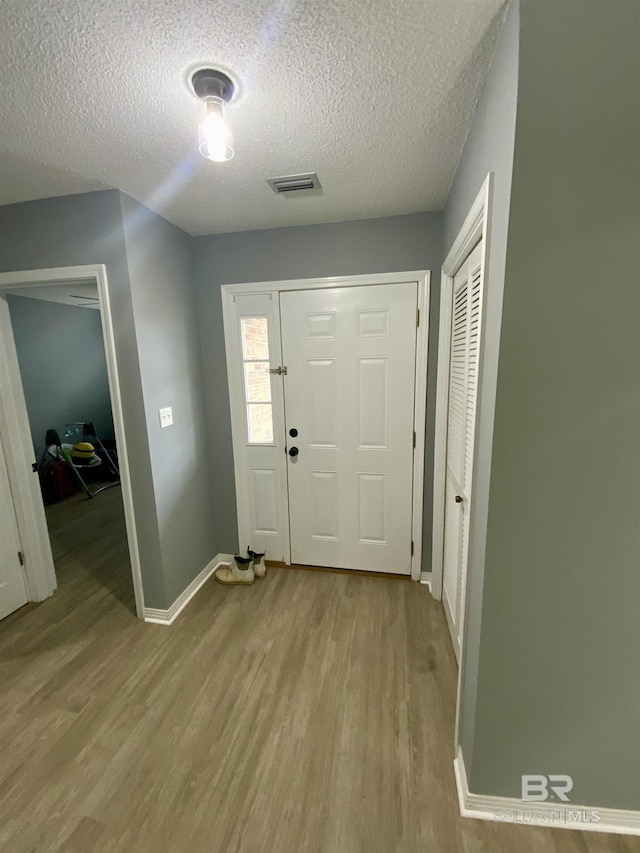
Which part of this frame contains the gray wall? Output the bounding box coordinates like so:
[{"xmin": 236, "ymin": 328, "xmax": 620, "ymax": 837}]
[
  {"xmin": 0, "ymin": 190, "xmax": 218, "ymax": 611},
  {"xmin": 7, "ymin": 295, "xmax": 114, "ymax": 449},
  {"xmin": 443, "ymin": 0, "xmax": 520, "ymax": 771},
  {"xmin": 193, "ymin": 212, "xmax": 443, "ymax": 563},
  {"xmin": 0, "ymin": 190, "xmax": 164, "ymax": 607},
  {"xmin": 119, "ymin": 194, "xmax": 218, "ymax": 607},
  {"xmin": 468, "ymin": 0, "xmax": 640, "ymax": 809}
]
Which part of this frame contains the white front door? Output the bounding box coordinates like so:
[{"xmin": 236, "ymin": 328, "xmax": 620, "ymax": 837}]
[
  {"xmin": 280, "ymin": 283, "xmax": 418, "ymax": 574},
  {"xmin": 0, "ymin": 428, "xmax": 28, "ymax": 620},
  {"xmin": 442, "ymin": 241, "xmax": 484, "ymax": 659}
]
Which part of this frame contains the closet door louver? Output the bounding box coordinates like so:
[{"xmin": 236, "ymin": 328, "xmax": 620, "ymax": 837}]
[{"xmin": 442, "ymin": 241, "xmax": 485, "ymax": 661}]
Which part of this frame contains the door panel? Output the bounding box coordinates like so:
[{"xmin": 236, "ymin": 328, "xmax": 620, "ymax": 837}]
[
  {"xmin": 442, "ymin": 241, "xmax": 484, "ymax": 660},
  {"xmin": 310, "ymin": 470, "xmax": 340, "ymax": 539},
  {"xmin": 250, "ymin": 467, "xmax": 279, "ymax": 534},
  {"xmin": 358, "ymin": 473, "xmax": 388, "ymax": 543},
  {"xmin": 0, "ymin": 429, "xmax": 28, "ymax": 620},
  {"xmin": 280, "ymin": 283, "xmax": 417, "ymax": 574},
  {"xmin": 357, "ymin": 358, "xmax": 389, "ymax": 448},
  {"xmin": 306, "ymin": 358, "xmax": 337, "ymax": 446}
]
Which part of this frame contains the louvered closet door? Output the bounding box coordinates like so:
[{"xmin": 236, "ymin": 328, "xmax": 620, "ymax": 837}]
[{"xmin": 442, "ymin": 241, "xmax": 484, "ymax": 661}]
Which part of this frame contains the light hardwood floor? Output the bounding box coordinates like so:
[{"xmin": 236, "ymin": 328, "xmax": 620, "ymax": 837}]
[{"xmin": 0, "ymin": 488, "xmax": 636, "ymax": 852}]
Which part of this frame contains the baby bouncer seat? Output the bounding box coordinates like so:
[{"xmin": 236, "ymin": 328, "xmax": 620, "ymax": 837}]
[{"xmin": 39, "ymin": 421, "xmax": 120, "ymax": 499}]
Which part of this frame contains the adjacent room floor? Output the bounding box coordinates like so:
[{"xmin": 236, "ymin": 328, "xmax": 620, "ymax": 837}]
[
  {"xmin": 0, "ymin": 492, "xmax": 635, "ymax": 852},
  {"xmin": 43, "ymin": 482, "xmax": 134, "ymax": 606}
]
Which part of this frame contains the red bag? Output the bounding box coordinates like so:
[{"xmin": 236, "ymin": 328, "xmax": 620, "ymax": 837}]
[{"xmin": 39, "ymin": 460, "xmax": 78, "ymax": 505}]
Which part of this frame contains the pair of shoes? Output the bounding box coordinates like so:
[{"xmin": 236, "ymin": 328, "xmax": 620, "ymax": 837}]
[{"xmin": 214, "ymin": 548, "xmax": 266, "ymax": 586}]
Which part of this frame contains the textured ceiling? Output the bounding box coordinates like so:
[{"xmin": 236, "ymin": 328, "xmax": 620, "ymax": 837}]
[
  {"xmin": 0, "ymin": 0, "xmax": 507, "ymax": 236},
  {"xmin": 6, "ymin": 283, "xmax": 100, "ymax": 309}
]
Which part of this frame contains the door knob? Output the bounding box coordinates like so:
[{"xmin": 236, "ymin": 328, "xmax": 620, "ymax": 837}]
[
  {"xmin": 455, "ymin": 495, "xmax": 463, "ymax": 503},
  {"xmin": 288, "ymin": 447, "xmax": 299, "ymax": 457}
]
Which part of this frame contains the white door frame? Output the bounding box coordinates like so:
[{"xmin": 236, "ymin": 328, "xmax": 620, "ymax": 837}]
[
  {"xmin": 431, "ymin": 175, "xmax": 493, "ymax": 604},
  {"xmin": 0, "ymin": 264, "xmax": 145, "ymax": 618},
  {"xmin": 432, "ymin": 175, "xmax": 493, "ymax": 753},
  {"xmin": 222, "ymin": 270, "xmax": 430, "ymax": 582}
]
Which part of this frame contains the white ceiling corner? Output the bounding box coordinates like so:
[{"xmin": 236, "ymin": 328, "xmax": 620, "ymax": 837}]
[{"xmin": 0, "ymin": 0, "xmax": 507, "ymax": 236}]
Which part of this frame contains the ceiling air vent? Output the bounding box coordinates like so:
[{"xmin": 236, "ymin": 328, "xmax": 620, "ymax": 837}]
[{"xmin": 267, "ymin": 173, "xmax": 321, "ymax": 195}]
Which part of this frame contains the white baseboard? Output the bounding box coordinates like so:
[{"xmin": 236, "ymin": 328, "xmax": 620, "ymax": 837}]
[
  {"xmin": 454, "ymin": 747, "xmax": 640, "ymax": 837},
  {"xmin": 143, "ymin": 553, "xmax": 233, "ymax": 626},
  {"xmin": 420, "ymin": 571, "xmax": 432, "ymax": 590}
]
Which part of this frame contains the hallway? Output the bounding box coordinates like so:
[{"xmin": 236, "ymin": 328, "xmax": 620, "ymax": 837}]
[{"xmin": 0, "ymin": 498, "xmax": 633, "ymax": 851}]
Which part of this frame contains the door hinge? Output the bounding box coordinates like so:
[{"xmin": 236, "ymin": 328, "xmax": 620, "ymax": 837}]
[
  {"xmin": 416, "ymin": 308, "xmax": 420, "ymax": 327},
  {"xmin": 413, "ymin": 430, "xmax": 416, "ymax": 448},
  {"xmin": 268, "ymin": 366, "xmax": 287, "ymax": 376},
  {"xmin": 410, "ymin": 540, "xmax": 414, "ymax": 556},
  {"xmin": 17, "ymin": 551, "xmax": 24, "ymax": 566}
]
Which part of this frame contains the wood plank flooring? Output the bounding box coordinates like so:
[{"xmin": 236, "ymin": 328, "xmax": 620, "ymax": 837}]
[{"xmin": 0, "ymin": 488, "xmax": 636, "ymax": 852}]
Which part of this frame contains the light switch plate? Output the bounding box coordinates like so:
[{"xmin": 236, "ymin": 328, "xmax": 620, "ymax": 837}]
[{"xmin": 159, "ymin": 406, "xmax": 173, "ymax": 429}]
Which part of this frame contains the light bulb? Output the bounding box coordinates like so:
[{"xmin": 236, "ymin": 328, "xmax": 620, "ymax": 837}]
[{"xmin": 199, "ymin": 97, "xmax": 234, "ymax": 162}]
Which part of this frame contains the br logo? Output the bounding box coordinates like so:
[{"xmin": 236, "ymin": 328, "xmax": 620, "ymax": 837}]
[{"xmin": 521, "ymin": 775, "xmax": 573, "ymax": 802}]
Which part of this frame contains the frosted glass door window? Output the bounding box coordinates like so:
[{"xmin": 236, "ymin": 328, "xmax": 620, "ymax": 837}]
[{"xmin": 241, "ymin": 317, "xmax": 274, "ymax": 443}]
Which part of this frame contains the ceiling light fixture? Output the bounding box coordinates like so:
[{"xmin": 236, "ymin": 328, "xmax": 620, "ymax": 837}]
[{"xmin": 191, "ymin": 68, "xmax": 235, "ymax": 162}]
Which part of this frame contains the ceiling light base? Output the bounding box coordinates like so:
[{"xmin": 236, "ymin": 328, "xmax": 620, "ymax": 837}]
[{"xmin": 191, "ymin": 69, "xmax": 235, "ymax": 104}]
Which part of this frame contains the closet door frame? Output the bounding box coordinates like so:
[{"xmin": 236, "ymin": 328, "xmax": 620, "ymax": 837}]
[
  {"xmin": 432, "ymin": 174, "xmax": 493, "ymax": 602},
  {"xmin": 221, "ymin": 270, "xmax": 430, "ymax": 582},
  {"xmin": 432, "ymin": 174, "xmax": 493, "ymax": 745}
]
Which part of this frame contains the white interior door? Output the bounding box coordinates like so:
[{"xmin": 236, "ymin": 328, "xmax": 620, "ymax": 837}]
[
  {"xmin": 280, "ymin": 283, "xmax": 417, "ymax": 574},
  {"xmin": 0, "ymin": 428, "xmax": 28, "ymax": 620},
  {"xmin": 442, "ymin": 241, "xmax": 484, "ymax": 660}
]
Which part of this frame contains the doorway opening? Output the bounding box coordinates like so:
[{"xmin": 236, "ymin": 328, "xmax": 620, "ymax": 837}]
[
  {"xmin": 222, "ymin": 271, "xmax": 430, "ymax": 582},
  {"xmin": 0, "ymin": 265, "xmax": 144, "ymax": 620}
]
